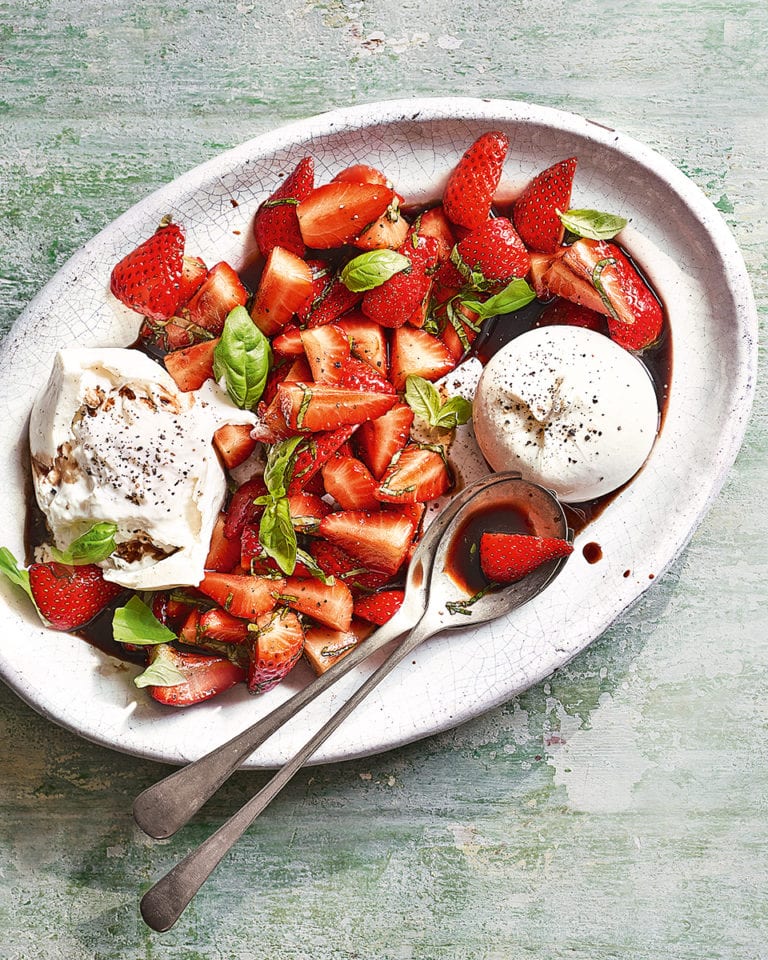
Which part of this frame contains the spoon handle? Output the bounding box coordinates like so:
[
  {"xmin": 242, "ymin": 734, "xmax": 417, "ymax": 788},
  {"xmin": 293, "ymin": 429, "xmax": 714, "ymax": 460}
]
[
  {"xmin": 133, "ymin": 607, "xmax": 416, "ymax": 840},
  {"xmin": 140, "ymin": 615, "xmax": 435, "ymax": 933}
]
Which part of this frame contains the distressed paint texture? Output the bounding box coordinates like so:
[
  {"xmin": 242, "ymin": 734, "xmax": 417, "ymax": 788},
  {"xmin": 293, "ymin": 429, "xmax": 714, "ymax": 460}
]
[{"xmin": 1, "ymin": 0, "xmax": 767, "ymax": 958}]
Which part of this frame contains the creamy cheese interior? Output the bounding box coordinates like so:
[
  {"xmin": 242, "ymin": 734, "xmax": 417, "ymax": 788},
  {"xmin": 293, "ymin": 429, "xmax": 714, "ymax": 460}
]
[
  {"xmin": 30, "ymin": 347, "xmax": 255, "ymax": 589},
  {"xmin": 472, "ymin": 326, "xmax": 659, "ymax": 502}
]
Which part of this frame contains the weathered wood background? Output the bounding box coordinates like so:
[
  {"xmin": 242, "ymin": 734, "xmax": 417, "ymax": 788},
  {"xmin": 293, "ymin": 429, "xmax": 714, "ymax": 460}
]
[{"xmin": 1, "ymin": 1, "xmax": 766, "ymax": 957}]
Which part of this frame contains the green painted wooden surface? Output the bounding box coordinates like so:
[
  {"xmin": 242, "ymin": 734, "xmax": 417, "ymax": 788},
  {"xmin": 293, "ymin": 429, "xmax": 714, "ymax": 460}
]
[{"xmin": 1, "ymin": 1, "xmax": 766, "ymax": 957}]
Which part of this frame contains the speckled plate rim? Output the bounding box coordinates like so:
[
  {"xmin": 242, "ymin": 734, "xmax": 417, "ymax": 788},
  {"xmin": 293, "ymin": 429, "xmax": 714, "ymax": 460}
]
[{"xmin": 0, "ymin": 98, "xmax": 757, "ymax": 768}]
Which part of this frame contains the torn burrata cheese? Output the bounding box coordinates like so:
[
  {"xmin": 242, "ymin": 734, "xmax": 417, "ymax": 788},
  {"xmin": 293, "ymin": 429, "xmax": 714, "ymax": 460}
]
[
  {"xmin": 472, "ymin": 326, "xmax": 659, "ymax": 503},
  {"xmin": 29, "ymin": 347, "xmax": 256, "ymax": 589}
]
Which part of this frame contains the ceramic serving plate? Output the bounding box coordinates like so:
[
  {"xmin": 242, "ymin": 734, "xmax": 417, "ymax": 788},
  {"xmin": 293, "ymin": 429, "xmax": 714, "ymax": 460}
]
[{"xmin": 0, "ymin": 98, "xmax": 757, "ymax": 768}]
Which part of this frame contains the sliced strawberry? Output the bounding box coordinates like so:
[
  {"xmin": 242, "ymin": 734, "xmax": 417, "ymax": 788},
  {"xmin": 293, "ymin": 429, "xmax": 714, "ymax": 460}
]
[
  {"xmin": 479, "ymin": 532, "xmax": 573, "ymax": 583},
  {"xmin": 376, "ymin": 445, "xmax": 452, "ymax": 504},
  {"xmin": 534, "ymin": 299, "xmax": 609, "ymax": 334},
  {"xmin": 540, "ymin": 257, "xmax": 607, "ymax": 314},
  {"xmin": 287, "ymin": 491, "xmax": 330, "ymax": 531},
  {"xmin": 453, "ymin": 217, "xmax": 530, "ymax": 291},
  {"xmin": 288, "ymin": 424, "xmax": 358, "ymax": 494},
  {"xmin": 361, "ymin": 235, "xmax": 439, "ymax": 329},
  {"xmin": 528, "ymin": 251, "xmax": 562, "ymax": 300},
  {"xmin": 560, "ymin": 239, "xmax": 664, "ymax": 350},
  {"xmin": 300, "ymin": 324, "xmax": 350, "ymax": 383},
  {"xmin": 308, "ymin": 540, "xmax": 391, "ymax": 593},
  {"xmin": 213, "ymin": 422, "xmax": 258, "ymax": 470},
  {"xmin": 29, "ymin": 562, "xmax": 123, "ymax": 631},
  {"xmin": 163, "ymin": 337, "xmax": 219, "ymax": 392},
  {"xmin": 272, "ymin": 324, "xmax": 305, "ymax": 357},
  {"xmin": 303, "ymin": 619, "xmax": 375, "ymax": 675},
  {"xmin": 304, "ymin": 274, "xmax": 362, "ymax": 327},
  {"xmin": 181, "ymin": 261, "xmax": 248, "ymax": 336},
  {"xmin": 513, "ymin": 157, "xmax": 577, "ymax": 254},
  {"xmin": 197, "ymin": 607, "xmax": 252, "ymax": 644},
  {"xmin": 443, "ymin": 131, "xmax": 509, "ymax": 230},
  {"xmin": 353, "ymin": 589, "xmax": 405, "ymax": 625},
  {"xmin": 205, "ymin": 512, "xmax": 242, "ymax": 573},
  {"xmin": 110, "ymin": 222, "xmax": 186, "ymax": 321},
  {"xmin": 389, "ymin": 326, "xmax": 456, "ymax": 391},
  {"xmin": 177, "ymin": 255, "xmax": 208, "ymax": 305},
  {"xmin": 319, "ymin": 509, "xmax": 417, "ymax": 576},
  {"xmin": 224, "ymin": 475, "xmax": 268, "ymax": 540},
  {"xmin": 198, "ymin": 572, "xmax": 283, "ymax": 620},
  {"xmin": 355, "ymin": 403, "xmax": 414, "ymax": 480},
  {"xmin": 322, "ymin": 455, "xmax": 380, "ymax": 511},
  {"xmin": 277, "ymin": 382, "xmax": 397, "ymax": 432},
  {"xmin": 247, "ymin": 608, "xmax": 305, "ymax": 693},
  {"xmin": 353, "ymin": 200, "xmax": 410, "ymax": 251},
  {"xmin": 413, "ymin": 206, "xmax": 456, "ymax": 262},
  {"xmin": 280, "ymin": 577, "xmax": 354, "ymax": 632},
  {"xmin": 250, "ymin": 246, "xmax": 315, "ymax": 336},
  {"xmin": 145, "ymin": 644, "xmax": 245, "ymax": 707},
  {"xmin": 297, "ymin": 181, "xmax": 396, "ymax": 248},
  {"xmin": 335, "ymin": 314, "xmax": 388, "ymax": 376},
  {"xmin": 253, "ymin": 156, "xmax": 314, "ymax": 258}
]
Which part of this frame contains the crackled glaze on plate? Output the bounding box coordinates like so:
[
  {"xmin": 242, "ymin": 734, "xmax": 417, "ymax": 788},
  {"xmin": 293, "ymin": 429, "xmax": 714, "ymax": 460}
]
[{"xmin": 0, "ymin": 99, "xmax": 757, "ymax": 768}]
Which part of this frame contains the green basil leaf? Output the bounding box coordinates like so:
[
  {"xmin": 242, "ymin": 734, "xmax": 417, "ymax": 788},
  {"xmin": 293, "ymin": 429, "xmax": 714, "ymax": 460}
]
[
  {"xmin": 0, "ymin": 547, "xmax": 33, "ymax": 602},
  {"xmin": 134, "ymin": 645, "xmax": 187, "ymax": 688},
  {"xmin": 461, "ymin": 278, "xmax": 536, "ymax": 320},
  {"xmin": 433, "ymin": 395, "xmax": 473, "ymax": 429},
  {"xmin": 404, "ymin": 375, "xmax": 442, "ymax": 424},
  {"xmin": 263, "ymin": 435, "xmax": 304, "ymax": 500},
  {"xmin": 259, "ymin": 497, "xmax": 297, "ymax": 576},
  {"xmin": 340, "ymin": 250, "xmax": 410, "ymax": 292},
  {"xmin": 213, "ymin": 305, "xmax": 272, "ymax": 410},
  {"xmin": 113, "ymin": 595, "xmax": 177, "ymax": 646},
  {"xmin": 51, "ymin": 522, "xmax": 117, "ymax": 565},
  {"xmin": 558, "ymin": 208, "xmax": 628, "ymax": 240}
]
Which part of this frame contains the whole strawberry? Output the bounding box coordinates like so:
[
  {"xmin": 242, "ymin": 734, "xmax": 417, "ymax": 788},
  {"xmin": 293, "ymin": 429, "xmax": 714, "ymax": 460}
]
[
  {"xmin": 513, "ymin": 157, "xmax": 577, "ymax": 254},
  {"xmin": 443, "ymin": 131, "xmax": 509, "ymax": 230},
  {"xmin": 110, "ymin": 222, "xmax": 186, "ymax": 320},
  {"xmin": 479, "ymin": 533, "xmax": 573, "ymax": 583},
  {"xmin": 253, "ymin": 156, "xmax": 314, "ymax": 258},
  {"xmin": 452, "ymin": 217, "xmax": 530, "ymax": 291},
  {"xmin": 29, "ymin": 562, "xmax": 124, "ymax": 630}
]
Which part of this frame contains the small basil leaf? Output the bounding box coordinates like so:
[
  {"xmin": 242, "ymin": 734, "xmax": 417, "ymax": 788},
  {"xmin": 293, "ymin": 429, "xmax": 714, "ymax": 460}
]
[
  {"xmin": 433, "ymin": 396, "xmax": 473, "ymax": 429},
  {"xmin": 461, "ymin": 278, "xmax": 536, "ymax": 320},
  {"xmin": 263, "ymin": 435, "xmax": 304, "ymax": 500},
  {"xmin": 0, "ymin": 547, "xmax": 34, "ymax": 603},
  {"xmin": 404, "ymin": 375, "xmax": 442, "ymax": 424},
  {"xmin": 340, "ymin": 250, "xmax": 410, "ymax": 292},
  {"xmin": 213, "ymin": 305, "xmax": 272, "ymax": 410},
  {"xmin": 558, "ymin": 208, "xmax": 628, "ymax": 241},
  {"xmin": 51, "ymin": 522, "xmax": 117, "ymax": 565},
  {"xmin": 113, "ymin": 595, "xmax": 177, "ymax": 646},
  {"xmin": 259, "ymin": 498, "xmax": 297, "ymax": 576},
  {"xmin": 134, "ymin": 646, "xmax": 187, "ymax": 688}
]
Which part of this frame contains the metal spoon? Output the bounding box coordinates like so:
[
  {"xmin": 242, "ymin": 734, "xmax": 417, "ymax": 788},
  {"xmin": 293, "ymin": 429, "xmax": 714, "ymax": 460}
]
[{"xmin": 139, "ymin": 474, "xmax": 570, "ymax": 932}]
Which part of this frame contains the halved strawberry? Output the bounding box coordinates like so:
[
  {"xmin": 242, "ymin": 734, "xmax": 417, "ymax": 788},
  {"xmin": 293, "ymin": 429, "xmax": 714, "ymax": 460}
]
[
  {"xmin": 213, "ymin": 422, "xmax": 258, "ymax": 470},
  {"xmin": 277, "ymin": 382, "xmax": 397, "ymax": 432},
  {"xmin": 336, "ymin": 314, "xmax": 389, "ymax": 376},
  {"xmin": 304, "ymin": 274, "xmax": 362, "ymax": 327},
  {"xmin": 453, "ymin": 217, "xmax": 530, "ymax": 291},
  {"xmin": 287, "ymin": 491, "xmax": 330, "ymax": 531},
  {"xmin": 308, "ymin": 540, "xmax": 391, "ymax": 592},
  {"xmin": 181, "ymin": 261, "xmax": 248, "ymax": 336},
  {"xmin": 300, "ymin": 324, "xmax": 350, "ymax": 383},
  {"xmin": 163, "ymin": 337, "xmax": 219, "ymax": 392},
  {"xmin": 280, "ymin": 577, "xmax": 354, "ymax": 632},
  {"xmin": 297, "ymin": 181, "xmax": 396, "ymax": 248},
  {"xmin": 288, "ymin": 424, "xmax": 358, "ymax": 494},
  {"xmin": 319, "ymin": 509, "xmax": 417, "ymax": 576},
  {"xmin": 353, "ymin": 589, "xmax": 405, "ymax": 626},
  {"xmin": 198, "ymin": 572, "xmax": 283, "ymax": 620},
  {"xmin": 513, "ymin": 157, "xmax": 577, "ymax": 254},
  {"xmin": 332, "ymin": 164, "xmax": 392, "ymax": 187},
  {"xmin": 528, "ymin": 251, "xmax": 562, "ymax": 300},
  {"xmin": 272, "ymin": 324, "xmax": 305, "ymax": 357},
  {"xmin": 205, "ymin": 512, "xmax": 242, "ymax": 573},
  {"xmin": 539, "ymin": 257, "xmax": 606, "ymax": 314},
  {"xmin": 177, "ymin": 255, "xmax": 209, "ymax": 305},
  {"xmin": 145, "ymin": 644, "xmax": 245, "ymax": 707},
  {"xmin": 479, "ymin": 532, "xmax": 573, "ymax": 583},
  {"xmin": 250, "ymin": 246, "xmax": 315, "ymax": 336},
  {"xmin": 413, "ymin": 206, "xmax": 456, "ymax": 262},
  {"xmin": 253, "ymin": 156, "xmax": 314, "ymax": 258},
  {"xmin": 353, "ymin": 199, "xmax": 410, "ymax": 251},
  {"xmin": 240, "ymin": 525, "xmax": 314, "ymax": 577},
  {"xmin": 560, "ymin": 239, "xmax": 664, "ymax": 350},
  {"xmin": 224, "ymin": 475, "xmax": 268, "ymax": 540},
  {"xmin": 322, "ymin": 455, "xmax": 380, "ymax": 511},
  {"xmin": 361, "ymin": 235, "xmax": 439, "ymax": 329},
  {"xmin": 247, "ymin": 608, "xmax": 305, "ymax": 693},
  {"xmin": 303, "ymin": 619, "xmax": 375, "ymax": 675},
  {"xmin": 376, "ymin": 445, "xmax": 452, "ymax": 503},
  {"xmin": 355, "ymin": 403, "xmax": 414, "ymax": 480},
  {"xmin": 110, "ymin": 222, "xmax": 186, "ymax": 321},
  {"xmin": 534, "ymin": 298, "xmax": 608, "ymax": 334},
  {"xmin": 29, "ymin": 562, "xmax": 124, "ymax": 631},
  {"xmin": 442, "ymin": 131, "xmax": 509, "ymax": 230},
  {"xmin": 197, "ymin": 607, "xmax": 252, "ymax": 644},
  {"xmin": 389, "ymin": 326, "xmax": 456, "ymax": 391}
]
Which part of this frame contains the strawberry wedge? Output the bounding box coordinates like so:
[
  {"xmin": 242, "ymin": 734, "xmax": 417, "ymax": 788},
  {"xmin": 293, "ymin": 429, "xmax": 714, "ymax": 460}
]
[{"xmin": 277, "ymin": 382, "xmax": 397, "ymax": 431}]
